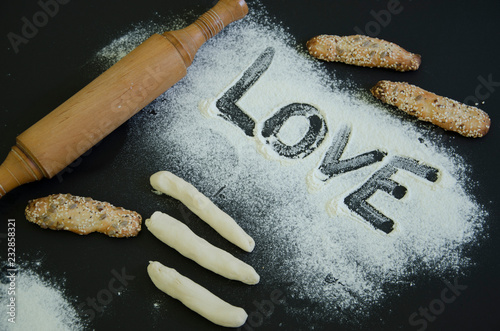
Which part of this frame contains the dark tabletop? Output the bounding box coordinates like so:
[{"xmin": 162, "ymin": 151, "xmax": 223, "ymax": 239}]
[{"xmin": 1, "ymin": 1, "xmax": 499, "ymax": 330}]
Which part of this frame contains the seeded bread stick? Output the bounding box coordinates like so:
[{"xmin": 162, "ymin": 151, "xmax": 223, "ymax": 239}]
[
  {"xmin": 371, "ymin": 80, "xmax": 491, "ymax": 138},
  {"xmin": 25, "ymin": 193, "xmax": 142, "ymax": 237},
  {"xmin": 307, "ymin": 34, "xmax": 421, "ymax": 71},
  {"xmin": 150, "ymin": 171, "xmax": 255, "ymax": 252},
  {"xmin": 147, "ymin": 261, "xmax": 248, "ymax": 328},
  {"xmin": 146, "ymin": 211, "xmax": 259, "ymax": 285}
]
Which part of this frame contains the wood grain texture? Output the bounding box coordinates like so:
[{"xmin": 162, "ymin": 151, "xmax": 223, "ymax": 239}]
[{"xmin": 0, "ymin": 0, "xmax": 248, "ymax": 198}]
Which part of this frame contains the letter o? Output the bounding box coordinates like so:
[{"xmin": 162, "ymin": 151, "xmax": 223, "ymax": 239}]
[
  {"xmin": 247, "ymin": 311, "xmax": 264, "ymax": 328},
  {"xmin": 260, "ymin": 103, "xmax": 327, "ymax": 159},
  {"xmin": 33, "ymin": 11, "xmax": 49, "ymax": 27},
  {"xmin": 429, "ymin": 299, "xmax": 445, "ymax": 316},
  {"xmin": 96, "ymin": 289, "xmax": 113, "ymax": 306},
  {"xmin": 365, "ymin": 21, "xmax": 381, "ymax": 37},
  {"xmin": 76, "ymin": 139, "xmax": 92, "ymax": 155}
]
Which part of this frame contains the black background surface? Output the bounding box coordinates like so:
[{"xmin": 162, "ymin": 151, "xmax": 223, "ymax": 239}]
[{"xmin": 1, "ymin": 0, "xmax": 499, "ymax": 330}]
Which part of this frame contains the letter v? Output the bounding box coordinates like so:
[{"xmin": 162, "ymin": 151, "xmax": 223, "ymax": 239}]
[{"xmin": 318, "ymin": 124, "xmax": 386, "ymax": 179}]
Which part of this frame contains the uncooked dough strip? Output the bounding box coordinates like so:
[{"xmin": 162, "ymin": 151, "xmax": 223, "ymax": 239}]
[
  {"xmin": 147, "ymin": 261, "xmax": 248, "ymax": 328},
  {"xmin": 146, "ymin": 211, "xmax": 259, "ymax": 285},
  {"xmin": 150, "ymin": 171, "xmax": 255, "ymax": 252}
]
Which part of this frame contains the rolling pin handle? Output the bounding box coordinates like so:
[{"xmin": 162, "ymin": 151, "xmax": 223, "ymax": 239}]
[
  {"xmin": 194, "ymin": 0, "xmax": 248, "ymax": 40},
  {"xmin": 0, "ymin": 146, "xmax": 45, "ymax": 198},
  {"xmin": 163, "ymin": 0, "xmax": 248, "ymax": 67},
  {"xmin": 0, "ymin": 0, "xmax": 249, "ymax": 199}
]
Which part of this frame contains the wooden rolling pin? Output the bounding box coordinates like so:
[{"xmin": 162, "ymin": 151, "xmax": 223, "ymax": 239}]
[{"xmin": 0, "ymin": 0, "xmax": 248, "ymax": 198}]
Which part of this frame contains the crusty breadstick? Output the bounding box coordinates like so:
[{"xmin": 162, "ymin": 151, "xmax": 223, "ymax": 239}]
[
  {"xmin": 307, "ymin": 34, "xmax": 421, "ymax": 71},
  {"xmin": 150, "ymin": 171, "xmax": 255, "ymax": 252},
  {"xmin": 25, "ymin": 193, "xmax": 142, "ymax": 237},
  {"xmin": 371, "ymin": 80, "xmax": 491, "ymax": 137},
  {"xmin": 147, "ymin": 261, "xmax": 248, "ymax": 328},
  {"xmin": 146, "ymin": 211, "xmax": 259, "ymax": 285}
]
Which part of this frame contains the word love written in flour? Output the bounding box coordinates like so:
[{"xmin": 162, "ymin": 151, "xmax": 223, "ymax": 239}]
[{"xmin": 204, "ymin": 47, "xmax": 439, "ymax": 234}]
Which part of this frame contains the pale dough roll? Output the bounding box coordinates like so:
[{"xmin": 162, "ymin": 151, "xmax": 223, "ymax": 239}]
[
  {"xmin": 147, "ymin": 261, "xmax": 248, "ymax": 328},
  {"xmin": 146, "ymin": 211, "xmax": 259, "ymax": 285},
  {"xmin": 150, "ymin": 171, "xmax": 255, "ymax": 252}
]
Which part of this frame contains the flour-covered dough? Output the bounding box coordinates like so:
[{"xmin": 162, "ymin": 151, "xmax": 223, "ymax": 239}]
[
  {"xmin": 146, "ymin": 211, "xmax": 259, "ymax": 284},
  {"xmin": 147, "ymin": 261, "xmax": 248, "ymax": 328},
  {"xmin": 150, "ymin": 171, "xmax": 255, "ymax": 252}
]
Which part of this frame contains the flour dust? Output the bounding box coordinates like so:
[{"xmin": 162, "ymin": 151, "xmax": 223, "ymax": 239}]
[
  {"xmin": 101, "ymin": 5, "xmax": 487, "ymax": 326},
  {"xmin": 0, "ymin": 261, "xmax": 85, "ymax": 331}
]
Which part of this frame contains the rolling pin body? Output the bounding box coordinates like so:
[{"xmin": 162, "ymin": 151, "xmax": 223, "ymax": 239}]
[{"xmin": 0, "ymin": 0, "xmax": 248, "ymax": 198}]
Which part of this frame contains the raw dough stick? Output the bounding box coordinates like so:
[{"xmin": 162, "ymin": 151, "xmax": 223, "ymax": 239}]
[
  {"xmin": 25, "ymin": 193, "xmax": 142, "ymax": 237},
  {"xmin": 307, "ymin": 34, "xmax": 421, "ymax": 71},
  {"xmin": 146, "ymin": 211, "xmax": 259, "ymax": 285},
  {"xmin": 147, "ymin": 261, "xmax": 248, "ymax": 328},
  {"xmin": 371, "ymin": 80, "xmax": 491, "ymax": 138},
  {"xmin": 150, "ymin": 171, "xmax": 255, "ymax": 252}
]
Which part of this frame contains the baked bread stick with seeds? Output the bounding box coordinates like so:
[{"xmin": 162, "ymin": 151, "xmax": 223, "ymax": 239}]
[
  {"xmin": 307, "ymin": 34, "xmax": 421, "ymax": 71},
  {"xmin": 25, "ymin": 193, "xmax": 142, "ymax": 237},
  {"xmin": 370, "ymin": 80, "xmax": 491, "ymax": 137}
]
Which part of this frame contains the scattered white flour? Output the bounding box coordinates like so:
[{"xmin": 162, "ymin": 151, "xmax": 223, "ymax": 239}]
[
  {"xmin": 100, "ymin": 3, "xmax": 486, "ymax": 326},
  {"xmin": 94, "ymin": 13, "xmax": 194, "ymax": 70},
  {"xmin": 0, "ymin": 263, "xmax": 84, "ymax": 331}
]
